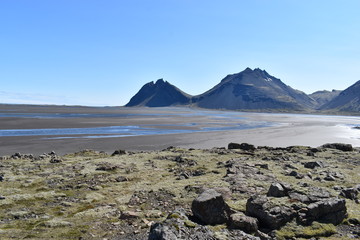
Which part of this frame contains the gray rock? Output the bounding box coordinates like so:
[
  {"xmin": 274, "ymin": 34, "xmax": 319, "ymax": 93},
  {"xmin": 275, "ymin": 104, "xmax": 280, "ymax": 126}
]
[
  {"xmin": 229, "ymin": 213, "xmax": 258, "ymax": 233},
  {"xmin": 246, "ymin": 195, "xmax": 295, "ymax": 230},
  {"xmin": 148, "ymin": 209, "xmax": 216, "ymax": 240},
  {"xmin": 340, "ymin": 188, "xmax": 358, "ymax": 200},
  {"xmin": 288, "ymin": 192, "xmax": 311, "ymax": 203},
  {"xmin": 304, "ymin": 161, "xmax": 324, "ymax": 169},
  {"xmin": 321, "ymin": 143, "xmax": 353, "ymax": 152},
  {"xmin": 287, "ymin": 170, "xmax": 304, "ymax": 179},
  {"xmin": 228, "ymin": 142, "xmax": 256, "ymax": 151},
  {"xmin": 302, "ymin": 198, "xmax": 347, "ymax": 225},
  {"xmin": 324, "ymin": 175, "xmax": 336, "ymax": 181},
  {"xmin": 148, "ymin": 223, "xmax": 179, "ymax": 240},
  {"xmin": 191, "ymin": 189, "xmax": 231, "ymax": 225},
  {"xmin": 308, "ymin": 187, "xmax": 331, "ymax": 202},
  {"xmin": 267, "ymin": 183, "xmax": 286, "ymax": 197}
]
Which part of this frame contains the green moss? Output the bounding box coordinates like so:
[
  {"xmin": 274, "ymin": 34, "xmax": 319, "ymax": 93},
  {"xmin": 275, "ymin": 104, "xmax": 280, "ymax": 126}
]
[
  {"xmin": 208, "ymin": 224, "xmax": 227, "ymax": 232},
  {"xmin": 300, "ymin": 222, "xmax": 336, "ymax": 238},
  {"xmin": 71, "ymin": 204, "xmax": 95, "ymax": 216},
  {"xmin": 276, "ymin": 221, "xmax": 337, "ymax": 240},
  {"xmin": 168, "ymin": 213, "xmax": 181, "ymax": 219},
  {"xmin": 184, "ymin": 220, "xmax": 196, "ymax": 228}
]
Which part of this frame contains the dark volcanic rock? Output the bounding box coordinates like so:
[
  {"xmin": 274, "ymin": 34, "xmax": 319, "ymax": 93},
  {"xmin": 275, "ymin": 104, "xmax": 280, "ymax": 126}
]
[
  {"xmin": 267, "ymin": 183, "xmax": 286, "ymax": 197},
  {"xmin": 301, "ymin": 198, "xmax": 347, "ymax": 225},
  {"xmin": 321, "ymin": 143, "xmax": 353, "ymax": 152},
  {"xmin": 228, "ymin": 142, "xmax": 256, "ymax": 151},
  {"xmin": 191, "ymin": 189, "xmax": 231, "ymax": 225},
  {"xmin": 340, "ymin": 188, "xmax": 359, "ymax": 200},
  {"xmin": 246, "ymin": 195, "xmax": 296, "ymax": 230},
  {"xmin": 304, "ymin": 161, "xmax": 324, "ymax": 169}
]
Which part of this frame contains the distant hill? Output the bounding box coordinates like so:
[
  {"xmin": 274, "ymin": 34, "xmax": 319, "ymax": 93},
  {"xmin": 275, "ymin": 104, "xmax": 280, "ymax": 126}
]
[
  {"xmin": 320, "ymin": 80, "xmax": 360, "ymax": 112},
  {"xmin": 309, "ymin": 90, "xmax": 342, "ymax": 108},
  {"xmin": 125, "ymin": 79, "xmax": 191, "ymax": 107},
  {"xmin": 192, "ymin": 68, "xmax": 316, "ymax": 111}
]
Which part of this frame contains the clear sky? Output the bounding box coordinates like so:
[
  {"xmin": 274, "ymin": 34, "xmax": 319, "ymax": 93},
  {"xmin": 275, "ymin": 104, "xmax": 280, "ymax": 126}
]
[{"xmin": 1, "ymin": 0, "xmax": 359, "ymax": 106}]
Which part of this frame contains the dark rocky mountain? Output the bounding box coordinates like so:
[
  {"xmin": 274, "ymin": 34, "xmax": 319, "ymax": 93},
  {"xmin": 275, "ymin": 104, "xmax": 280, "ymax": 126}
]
[
  {"xmin": 192, "ymin": 68, "xmax": 316, "ymax": 111},
  {"xmin": 309, "ymin": 90, "xmax": 342, "ymax": 108},
  {"xmin": 125, "ymin": 79, "xmax": 191, "ymax": 107},
  {"xmin": 320, "ymin": 80, "xmax": 360, "ymax": 112}
]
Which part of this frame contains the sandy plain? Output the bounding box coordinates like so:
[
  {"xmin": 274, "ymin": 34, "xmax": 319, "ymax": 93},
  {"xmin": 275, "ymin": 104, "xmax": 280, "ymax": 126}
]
[{"xmin": 0, "ymin": 104, "xmax": 360, "ymax": 156}]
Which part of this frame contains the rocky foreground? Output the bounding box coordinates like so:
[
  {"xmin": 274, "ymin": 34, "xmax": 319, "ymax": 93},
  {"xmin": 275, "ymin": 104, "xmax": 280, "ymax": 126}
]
[{"xmin": 0, "ymin": 143, "xmax": 359, "ymax": 239}]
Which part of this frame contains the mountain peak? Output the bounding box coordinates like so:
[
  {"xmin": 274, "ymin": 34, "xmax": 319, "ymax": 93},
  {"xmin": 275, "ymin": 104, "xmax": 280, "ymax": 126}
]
[
  {"xmin": 155, "ymin": 78, "xmax": 166, "ymax": 85},
  {"xmin": 194, "ymin": 68, "xmax": 316, "ymax": 110},
  {"xmin": 125, "ymin": 79, "xmax": 191, "ymax": 107},
  {"xmin": 244, "ymin": 67, "xmax": 253, "ymax": 73}
]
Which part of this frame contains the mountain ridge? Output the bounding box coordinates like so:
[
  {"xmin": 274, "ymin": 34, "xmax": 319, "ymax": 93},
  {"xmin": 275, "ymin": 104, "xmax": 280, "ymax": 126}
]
[
  {"xmin": 125, "ymin": 68, "xmax": 358, "ymax": 113},
  {"xmin": 320, "ymin": 80, "xmax": 360, "ymax": 112}
]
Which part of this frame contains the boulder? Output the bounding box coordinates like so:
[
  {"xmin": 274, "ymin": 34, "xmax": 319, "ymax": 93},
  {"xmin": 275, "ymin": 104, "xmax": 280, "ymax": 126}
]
[
  {"xmin": 340, "ymin": 188, "xmax": 358, "ymax": 200},
  {"xmin": 267, "ymin": 183, "xmax": 286, "ymax": 197},
  {"xmin": 228, "ymin": 142, "xmax": 256, "ymax": 151},
  {"xmin": 148, "ymin": 209, "xmax": 216, "ymax": 240},
  {"xmin": 246, "ymin": 195, "xmax": 295, "ymax": 230},
  {"xmin": 321, "ymin": 143, "xmax": 353, "ymax": 152},
  {"xmin": 148, "ymin": 223, "xmax": 178, "ymax": 240},
  {"xmin": 304, "ymin": 161, "xmax": 324, "ymax": 169},
  {"xmin": 302, "ymin": 198, "xmax": 347, "ymax": 225},
  {"xmin": 191, "ymin": 189, "xmax": 231, "ymax": 225},
  {"xmin": 229, "ymin": 213, "xmax": 258, "ymax": 233}
]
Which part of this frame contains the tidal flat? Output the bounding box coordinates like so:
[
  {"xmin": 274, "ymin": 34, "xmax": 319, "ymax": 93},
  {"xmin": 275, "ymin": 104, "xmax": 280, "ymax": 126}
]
[{"xmin": 0, "ymin": 105, "xmax": 360, "ymax": 155}]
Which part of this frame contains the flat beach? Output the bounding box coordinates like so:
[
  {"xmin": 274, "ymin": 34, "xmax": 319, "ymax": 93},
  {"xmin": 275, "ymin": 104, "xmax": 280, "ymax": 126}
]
[{"xmin": 0, "ymin": 104, "xmax": 359, "ymax": 155}]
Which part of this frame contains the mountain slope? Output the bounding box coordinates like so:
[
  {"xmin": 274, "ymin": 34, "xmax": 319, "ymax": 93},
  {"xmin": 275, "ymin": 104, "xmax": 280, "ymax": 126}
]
[
  {"xmin": 309, "ymin": 90, "xmax": 341, "ymax": 108},
  {"xmin": 320, "ymin": 80, "xmax": 360, "ymax": 112},
  {"xmin": 192, "ymin": 68, "xmax": 316, "ymax": 110},
  {"xmin": 125, "ymin": 79, "xmax": 191, "ymax": 107}
]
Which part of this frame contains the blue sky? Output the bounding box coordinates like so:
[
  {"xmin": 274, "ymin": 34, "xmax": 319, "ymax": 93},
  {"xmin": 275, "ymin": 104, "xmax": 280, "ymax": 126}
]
[{"xmin": 0, "ymin": 0, "xmax": 359, "ymax": 106}]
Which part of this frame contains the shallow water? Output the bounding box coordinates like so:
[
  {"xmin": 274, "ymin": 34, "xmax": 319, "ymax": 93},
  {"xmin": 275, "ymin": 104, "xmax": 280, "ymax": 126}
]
[
  {"xmin": 0, "ymin": 110, "xmax": 273, "ymax": 138},
  {"xmin": 0, "ymin": 122, "xmax": 274, "ymax": 139}
]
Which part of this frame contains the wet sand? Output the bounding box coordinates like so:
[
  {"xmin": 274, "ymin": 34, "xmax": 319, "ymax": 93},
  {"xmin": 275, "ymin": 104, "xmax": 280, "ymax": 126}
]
[{"xmin": 0, "ymin": 104, "xmax": 359, "ymax": 155}]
